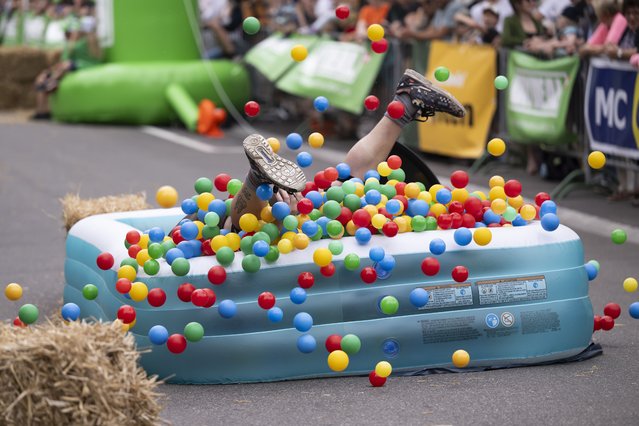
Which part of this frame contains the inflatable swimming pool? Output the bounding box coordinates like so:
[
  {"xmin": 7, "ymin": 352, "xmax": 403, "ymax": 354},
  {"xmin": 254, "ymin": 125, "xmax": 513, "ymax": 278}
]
[{"xmin": 64, "ymin": 208, "xmax": 593, "ymax": 384}]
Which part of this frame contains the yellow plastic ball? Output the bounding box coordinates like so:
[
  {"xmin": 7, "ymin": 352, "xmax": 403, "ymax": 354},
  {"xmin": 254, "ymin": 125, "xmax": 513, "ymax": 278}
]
[
  {"xmin": 623, "ymin": 277, "xmax": 638, "ymax": 293},
  {"xmin": 519, "ymin": 204, "xmax": 537, "ymax": 221},
  {"xmin": 451, "ymin": 188, "xmax": 469, "ymax": 203},
  {"xmin": 345, "ymin": 220, "xmax": 357, "ymax": 236},
  {"xmin": 372, "ymin": 213, "xmax": 388, "ymax": 229},
  {"xmin": 267, "ymin": 137, "xmax": 280, "ymax": 153},
  {"xmin": 282, "ymin": 231, "xmax": 297, "ymax": 242},
  {"xmin": 386, "ymin": 179, "xmax": 399, "ymax": 187},
  {"xmin": 377, "ymin": 161, "xmax": 392, "ymax": 177},
  {"xmin": 403, "ymin": 216, "xmax": 413, "ymax": 232},
  {"xmin": 487, "ymin": 138, "xmax": 506, "ymax": 156},
  {"xmin": 211, "ymin": 235, "xmax": 229, "ymax": 252},
  {"xmin": 239, "ymin": 213, "xmax": 259, "ymax": 232},
  {"xmin": 291, "ymin": 44, "xmax": 308, "ymax": 61},
  {"xmin": 277, "ymin": 238, "xmax": 293, "ymax": 254},
  {"xmin": 473, "ymin": 228, "xmax": 492, "ymax": 246},
  {"xmin": 4, "ymin": 283, "xmax": 22, "ymax": 301},
  {"xmin": 313, "ymin": 248, "xmax": 333, "ymax": 267},
  {"xmin": 429, "ymin": 184, "xmax": 445, "ymax": 201},
  {"xmin": 472, "ymin": 191, "xmax": 487, "ymax": 201},
  {"xmin": 452, "ymin": 349, "xmax": 470, "ymax": 368},
  {"xmin": 588, "ymin": 151, "xmax": 606, "ymax": 169},
  {"xmin": 491, "ymin": 199, "xmax": 507, "ymax": 215},
  {"xmin": 489, "ymin": 186, "xmax": 507, "ymax": 201},
  {"xmin": 197, "ymin": 193, "xmax": 215, "ymax": 211},
  {"xmin": 293, "ymin": 233, "xmax": 310, "ymax": 250},
  {"xmin": 136, "ymin": 249, "xmax": 150, "ymax": 267},
  {"xmin": 375, "ymin": 361, "xmax": 392, "ymax": 378},
  {"xmin": 156, "ymin": 185, "xmax": 178, "ymax": 208},
  {"xmin": 308, "ymin": 132, "xmax": 325, "ymax": 149},
  {"xmin": 377, "ymin": 194, "xmax": 389, "ymax": 208},
  {"xmin": 394, "ymin": 216, "xmax": 409, "ymax": 233},
  {"xmin": 226, "ymin": 233, "xmax": 241, "ymax": 251},
  {"xmin": 417, "ymin": 191, "xmax": 432, "ymax": 204},
  {"xmin": 260, "ymin": 206, "xmax": 275, "ymax": 223},
  {"xmin": 297, "ymin": 214, "xmax": 310, "ymax": 227},
  {"xmin": 117, "ymin": 265, "xmax": 137, "ymax": 282},
  {"xmin": 367, "ymin": 23, "xmax": 384, "ymax": 41},
  {"xmin": 430, "ymin": 203, "xmax": 447, "ymax": 218},
  {"xmin": 363, "ymin": 205, "xmax": 377, "ymax": 218},
  {"xmin": 129, "ymin": 281, "xmax": 148, "ymax": 302},
  {"xmin": 508, "ymin": 195, "xmax": 524, "ymax": 209},
  {"xmin": 488, "ymin": 175, "xmax": 505, "ymax": 188},
  {"xmin": 138, "ymin": 234, "xmax": 150, "ymax": 250},
  {"xmin": 327, "ymin": 350, "xmax": 349, "ymax": 372},
  {"xmin": 404, "ymin": 182, "xmax": 420, "ymax": 198},
  {"xmin": 124, "ymin": 318, "xmax": 137, "ymax": 331},
  {"xmin": 354, "ymin": 182, "xmax": 365, "ymax": 197}
]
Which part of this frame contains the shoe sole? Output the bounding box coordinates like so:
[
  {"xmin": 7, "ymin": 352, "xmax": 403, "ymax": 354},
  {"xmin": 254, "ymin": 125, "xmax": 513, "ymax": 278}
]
[
  {"xmin": 404, "ymin": 69, "xmax": 466, "ymax": 118},
  {"xmin": 243, "ymin": 134, "xmax": 306, "ymax": 193}
]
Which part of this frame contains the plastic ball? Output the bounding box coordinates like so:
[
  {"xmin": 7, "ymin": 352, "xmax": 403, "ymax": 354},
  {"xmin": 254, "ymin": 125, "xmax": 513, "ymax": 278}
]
[
  {"xmin": 452, "ymin": 349, "xmax": 470, "ymax": 368},
  {"xmin": 421, "ymin": 257, "xmax": 440, "ymax": 276},
  {"xmin": 611, "ymin": 229, "xmax": 627, "ymax": 244},
  {"xmin": 177, "ymin": 283, "xmax": 195, "ymax": 302},
  {"xmin": 255, "ymin": 291, "xmax": 274, "ymax": 310},
  {"xmin": 308, "ymin": 132, "xmax": 325, "ymax": 149},
  {"xmin": 252, "ymin": 240, "xmax": 270, "ymax": 258},
  {"xmin": 629, "ymin": 302, "xmax": 639, "ymax": 319},
  {"xmin": 369, "ymin": 247, "xmax": 385, "ymax": 263},
  {"xmin": 290, "ymin": 287, "xmax": 308, "ymax": 305},
  {"xmin": 297, "ymin": 271, "xmax": 315, "ymax": 289},
  {"xmin": 494, "ymin": 75, "xmax": 509, "ymax": 90},
  {"xmin": 61, "ymin": 302, "xmax": 80, "ymax": 321},
  {"xmin": 429, "ymin": 238, "xmax": 446, "ymax": 255},
  {"xmin": 604, "ymin": 302, "xmax": 621, "ymax": 319},
  {"xmin": 82, "ymin": 284, "xmax": 98, "ymax": 300},
  {"xmin": 327, "ymin": 350, "xmax": 349, "ymax": 371},
  {"xmin": 18, "ymin": 304, "xmax": 39, "ymax": 325},
  {"xmin": 409, "ymin": 288, "xmax": 429, "ymax": 307},
  {"xmin": 387, "ymin": 101, "xmax": 405, "ymax": 119},
  {"xmin": 277, "ymin": 238, "xmax": 293, "ymax": 254},
  {"xmin": 313, "ymin": 97, "xmax": 329, "ymax": 113},
  {"xmin": 375, "ymin": 361, "xmax": 392, "ymax": 378},
  {"xmin": 256, "ymin": 183, "xmax": 273, "ymax": 201},
  {"xmin": 323, "ymin": 200, "xmax": 342, "ymax": 220},
  {"xmin": 215, "ymin": 247, "xmax": 235, "ymax": 267},
  {"xmin": 344, "ymin": 253, "xmax": 360, "ymax": 271},
  {"xmin": 95, "ymin": 252, "xmax": 115, "ymax": 270},
  {"xmin": 325, "ymin": 334, "xmax": 342, "ymax": 352},
  {"xmin": 167, "ymin": 334, "xmax": 187, "ymax": 354},
  {"xmin": 623, "ymin": 277, "xmax": 638, "ymax": 293},
  {"xmin": 291, "ymin": 44, "xmax": 308, "ymax": 61},
  {"xmin": 293, "ymin": 233, "xmax": 310, "ymax": 250},
  {"xmin": 156, "ymin": 185, "xmax": 178, "ymax": 208},
  {"xmin": 601, "ymin": 315, "xmax": 615, "ymax": 330},
  {"xmin": 452, "ymin": 266, "xmax": 469, "ymax": 282},
  {"xmin": 473, "ymin": 228, "xmax": 492, "ymax": 246},
  {"xmin": 355, "ymin": 228, "xmax": 372, "ymax": 245},
  {"xmin": 243, "ymin": 16, "xmax": 260, "ymax": 34},
  {"xmin": 436, "ymin": 188, "xmax": 452, "ymax": 204},
  {"xmin": 539, "ymin": 200, "xmax": 557, "ymax": 217},
  {"xmin": 267, "ymin": 307, "xmax": 284, "ymax": 323},
  {"xmin": 227, "ymin": 179, "xmax": 243, "ymax": 196},
  {"xmin": 181, "ymin": 199, "xmax": 198, "ymax": 215},
  {"xmin": 434, "ymin": 66, "xmax": 450, "ymax": 82},
  {"xmin": 115, "ymin": 278, "xmax": 132, "ymax": 294},
  {"xmin": 454, "ymin": 228, "xmax": 472, "ymax": 246},
  {"xmin": 380, "ymin": 296, "xmax": 399, "ymax": 315},
  {"xmin": 239, "ymin": 213, "xmax": 259, "ymax": 232},
  {"xmin": 588, "ymin": 151, "xmax": 606, "ymax": 169},
  {"xmin": 367, "ymin": 23, "xmax": 384, "ymax": 41},
  {"xmin": 171, "ymin": 258, "xmax": 190, "ymax": 276},
  {"xmin": 541, "ymin": 213, "xmax": 560, "ymax": 231},
  {"xmin": 371, "ymin": 38, "xmax": 388, "ymax": 54},
  {"xmin": 244, "ymin": 100, "xmax": 260, "ymax": 117},
  {"xmin": 364, "ymin": 95, "xmax": 380, "ymax": 111},
  {"xmin": 379, "ymin": 254, "xmax": 396, "ymax": 272},
  {"xmin": 148, "ymin": 325, "xmax": 169, "ymax": 345},
  {"xmin": 335, "ymin": 334, "xmax": 360, "ymax": 355},
  {"xmin": 116, "ymin": 305, "xmax": 136, "ymax": 324},
  {"xmin": 184, "ymin": 322, "xmax": 204, "ymax": 342},
  {"xmin": 297, "ymin": 151, "xmax": 313, "ymax": 168},
  {"xmin": 335, "ymin": 4, "xmax": 350, "ymax": 19},
  {"xmin": 519, "ymin": 204, "xmax": 536, "ymax": 221},
  {"xmin": 4, "ymin": 283, "xmax": 22, "ymax": 301},
  {"xmin": 294, "ymin": 312, "xmax": 313, "ymax": 332},
  {"xmin": 487, "ymin": 138, "xmax": 506, "ymax": 156},
  {"xmin": 382, "ymin": 221, "xmax": 399, "ymax": 237},
  {"xmin": 585, "ymin": 263, "xmax": 598, "ymax": 281},
  {"xmin": 297, "ymin": 334, "xmax": 317, "ymax": 354},
  {"xmin": 146, "ymin": 288, "xmax": 166, "ymax": 307},
  {"xmin": 360, "ymin": 266, "xmax": 377, "ymax": 284},
  {"xmin": 214, "ymin": 299, "xmax": 236, "ymax": 319},
  {"xmin": 369, "ymin": 371, "xmax": 387, "ymax": 387},
  {"xmin": 129, "ymin": 282, "xmax": 149, "ymax": 302}
]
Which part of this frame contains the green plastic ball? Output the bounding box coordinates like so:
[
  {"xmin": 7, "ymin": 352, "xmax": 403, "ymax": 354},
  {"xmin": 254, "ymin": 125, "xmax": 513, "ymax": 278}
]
[
  {"xmin": 411, "ymin": 215, "xmax": 427, "ymax": 232},
  {"xmin": 261, "ymin": 223, "xmax": 280, "ymax": 243},
  {"xmin": 194, "ymin": 177, "xmax": 213, "ymax": 194},
  {"xmin": 240, "ymin": 235, "xmax": 255, "ymax": 254},
  {"xmin": 18, "ymin": 304, "xmax": 39, "ymax": 325},
  {"xmin": 328, "ymin": 240, "xmax": 344, "ymax": 255},
  {"xmin": 323, "ymin": 200, "xmax": 341, "ymax": 219},
  {"xmin": 216, "ymin": 247, "xmax": 235, "ymax": 266},
  {"xmin": 611, "ymin": 229, "xmax": 627, "ymax": 244},
  {"xmin": 227, "ymin": 179, "xmax": 242, "ymax": 196},
  {"xmin": 343, "ymin": 194, "xmax": 361, "ymax": 211},
  {"xmin": 342, "ymin": 181, "xmax": 357, "ymax": 195},
  {"xmin": 495, "ymin": 75, "xmax": 509, "ymax": 90},
  {"xmin": 311, "ymin": 228, "xmax": 323, "ymax": 241},
  {"xmin": 224, "ymin": 199, "xmax": 232, "ymax": 215},
  {"xmin": 344, "ymin": 253, "xmax": 360, "ymax": 271},
  {"xmin": 425, "ymin": 216, "xmax": 438, "ymax": 231},
  {"xmin": 161, "ymin": 240, "xmax": 176, "ymax": 256},
  {"xmin": 364, "ymin": 179, "xmax": 381, "ymax": 193},
  {"xmin": 82, "ymin": 284, "xmax": 98, "ymax": 300},
  {"xmin": 243, "ymin": 16, "xmax": 261, "ymax": 35},
  {"xmin": 265, "ymin": 246, "xmax": 280, "ymax": 263},
  {"xmin": 327, "ymin": 220, "xmax": 344, "ymax": 238},
  {"xmin": 309, "ymin": 209, "xmax": 322, "ymax": 221},
  {"xmin": 416, "ymin": 182, "xmax": 426, "ymax": 192},
  {"xmin": 340, "ymin": 334, "xmax": 361, "ymax": 354},
  {"xmin": 503, "ymin": 206, "xmax": 517, "ymax": 222},
  {"xmin": 143, "ymin": 259, "xmax": 160, "ymax": 275},
  {"xmin": 588, "ymin": 259, "xmax": 600, "ymax": 271},
  {"xmin": 171, "ymin": 258, "xmax": 190, "ymax": 276},
  {"xmin": 184, "ymin": 322, "xmax": 204, "ymax": 342},
  {"xmin": 380, "ymin": 295, "xmax": 399, "ymax": 315},
  {"xmin": 326, "ymin": 186, "xmax": 345, "ymax": 203},
  {"xmin": 204, "ymin": 212, "xmax": 220, "ymax": 227},
  {"xmin": 434, "ymin": 66, "xmax": 450, "ymax": 82},
  {"xmin": 148, "ymin": 243, "xmax": 163, "ymax": 259},
  {"xmin": 253, "ymin": 231, "xmax": 271, "ymax": 244},
  {"xmin": 202, "ymin": 225, "xmax": 220, "ymax": 240},
  {"xmin": 242, "ymin": 254, "xmax": 261, "ymax": 273},
  {"xmin": 388, "ymin": 168, "xmax": 405, "ymax": 182},
  {"xmin": 380, "ymin": 184, "xmax": 397, "ymax": 199},
  {"xmin": 283, "ymin": 215, "xmax": 299, "ymax": 231},
  {"xmin": 120, "ymin": 258, "xmax": 139, "ymax": 271}
]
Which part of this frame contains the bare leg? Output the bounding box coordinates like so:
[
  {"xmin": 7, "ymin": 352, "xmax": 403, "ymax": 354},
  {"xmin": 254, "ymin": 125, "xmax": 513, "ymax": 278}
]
[
  {"xmin": 230, "ymin": 170, "xmax": 267, "ymax": 229},
  {"xmin": 345, "ymin": 117, "xmax": 402, "ymax": 179},
  {"xmin": 35, "ymin": 91, "xmax": 49, "ymax": 114}
]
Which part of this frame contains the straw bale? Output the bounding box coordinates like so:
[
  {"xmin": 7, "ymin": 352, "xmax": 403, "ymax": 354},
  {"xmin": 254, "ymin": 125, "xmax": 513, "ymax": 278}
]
[
  {"xmin": 0, "ymin": 47, "xmax": 50, "ymax": 83},
  {"xmin": 61, "ymin": 192, "xmax": 151, "ymax": 231},
  {"xmin": 0, "ymin": 320, "xmax": 165, "ymax": 425}
]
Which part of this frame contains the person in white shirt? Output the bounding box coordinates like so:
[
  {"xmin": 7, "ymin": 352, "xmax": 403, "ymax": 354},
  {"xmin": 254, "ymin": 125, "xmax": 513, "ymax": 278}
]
[{"xmin": 470, "ymin": 0, "xmax": 513, "ymax": 32}]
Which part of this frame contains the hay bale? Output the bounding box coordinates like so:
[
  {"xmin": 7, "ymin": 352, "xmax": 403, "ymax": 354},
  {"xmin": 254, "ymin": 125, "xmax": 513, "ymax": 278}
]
[
  {"xmin": 0, "ymin": 320, "xmax": 165, "ymax": 425},
  {"xmin": 0, "ymin": 47, "xmax": 51, "ymax": 83},
  {"xmin": 61, "ymin": 192, "xmax": 151, "ymax": 231}
]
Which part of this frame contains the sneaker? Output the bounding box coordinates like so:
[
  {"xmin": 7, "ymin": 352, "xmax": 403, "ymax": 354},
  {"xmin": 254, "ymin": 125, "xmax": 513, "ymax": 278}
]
[
  {"xmin": 396, "ymin": 69, "xmax": 466, "ymax": 120},
  {"xmin": 243, "ymin": 134, "xmax": 306, "ymax": 193}
]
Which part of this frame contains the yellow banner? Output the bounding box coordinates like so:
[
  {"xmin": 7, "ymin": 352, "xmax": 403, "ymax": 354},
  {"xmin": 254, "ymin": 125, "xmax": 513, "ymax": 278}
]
[{"xmin": 418, "ymin": 41, "xmax": 496, "ymax": 159}]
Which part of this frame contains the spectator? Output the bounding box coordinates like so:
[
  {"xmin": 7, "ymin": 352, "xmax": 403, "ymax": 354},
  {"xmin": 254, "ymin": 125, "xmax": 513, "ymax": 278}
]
[
  {"xmin": 403, "ymin": 0, "xmax": 439, "ymax": 40},
  {"xmin": 502, "ymin": 0, "xmax": 555, "ymax": 57},
  {"xmin": 481, "ymin": 6, "xmax": 502, "ymax": 46},
  {"xmin": 268, "ymin": 0, "xmax": 299, "ymax": 35},
  {"xmin": 535, "ymin": 0, "xmax": 572, "ymax": 24},
  {"xmin": 296, "ymin": 0, "xmax": 334, "ymax": 35},
  {"xmin": 386, "ymin": 0, "xmax": 418, "ymax": 39},
  {"xmin": 402, "ymin": 0, "xmax": 467, "ymax": 41},
  {"xmin": 470, "ymin": 0, "xmax": 513, "ymax": 32},
  {"xmin": 579, "ymin": 0, "xmax": 626, "ymax": 57},
  {"xmin": 554, "ymin": 6, "xmax": 584, "ymax": 55},
  {"xmin": 451, "ymin": 9, "xmax": 483, "ymax": 43},
  {"xmin": 355, "ymin": 0, "xmax": 390, "ymax": 41},
  {"xmin": 606, "ymin": 0, "xmax": 639, "ymax": 60}
]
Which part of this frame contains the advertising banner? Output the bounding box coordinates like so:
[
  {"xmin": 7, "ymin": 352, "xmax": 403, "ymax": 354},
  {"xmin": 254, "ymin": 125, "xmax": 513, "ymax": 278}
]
[{"xmin": 244, "ymin": 34, "xmax": 319, "ymax": 82}]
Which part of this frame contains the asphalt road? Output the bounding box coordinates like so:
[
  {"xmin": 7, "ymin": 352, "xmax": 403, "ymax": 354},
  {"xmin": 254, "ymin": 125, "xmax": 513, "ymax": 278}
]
[{"xmin": 1, "ymin": 121, "xmax": 638, "ymax": 425}]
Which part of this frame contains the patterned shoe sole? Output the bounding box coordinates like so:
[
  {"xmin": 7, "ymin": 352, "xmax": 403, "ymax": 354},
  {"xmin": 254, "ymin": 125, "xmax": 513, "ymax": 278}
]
[
  {"xmin": 243, "ymin": 134, "xmax": 307, "ymax": 193},
  {"xmin": 402, "ymin": 69, "xmax": 466, "ymax": 118}
]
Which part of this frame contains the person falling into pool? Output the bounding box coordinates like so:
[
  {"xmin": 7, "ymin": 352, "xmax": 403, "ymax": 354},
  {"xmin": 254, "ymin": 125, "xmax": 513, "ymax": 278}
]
[{"xmin": 178, "ymin": 69, "xmax": 465, "ymax": 233}]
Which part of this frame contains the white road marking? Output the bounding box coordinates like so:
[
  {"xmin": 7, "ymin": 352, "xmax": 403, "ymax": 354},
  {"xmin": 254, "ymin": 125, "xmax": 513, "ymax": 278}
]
[{"xmin": 140, "ymin": 126, "xmax": 244, "ymax": 154}]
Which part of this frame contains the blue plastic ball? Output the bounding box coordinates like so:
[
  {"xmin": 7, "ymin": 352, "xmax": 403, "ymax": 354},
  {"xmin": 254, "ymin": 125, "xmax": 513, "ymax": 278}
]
[
  {"xmin": 181, "ymin": 198, "xmax": 198, "ymax": 214},
  {"xmin": 369, "ymin": 246, "xmax": 385, "ymax": 262},
  {"xmin": 61, "ymin": 303, "xmax": 80, "ymax": 321},
  {"xmin": 148, "ymin": 325, "xmax": 169, "ymax": 345},
  {"xmin": 293, "ymin": 312, "xmax": 313, "ymax": 332},
  {"xmin": 286, "ymin": 133, "xmax": 303, "ymax": 150},
  {"xmin": 148, "ymin": 227, "xmax": 165, "ymax": 243},
  {"xmin": 364, "ymin": 170, "xmax": 381, "ymax": 181},
  {"xmin": 218, "ymin": 299, "xmax": 237, "ymax": 318},
  {"xmin": 629, "ymin": 302, "xmax": 639, "ymax": 319},
  {"xmin": 409, "ymin": 288, "xmax": 429, "ymax": 308},
  {"xmin": 305, "ymin": 191, "xmax": 323, "ymax": 208},
  {"xmin": 316, "ymin": 216, "xmax": 330, "ymax": 235},
  {"xmin": 429, "ymin": 238, "xmax": 446, "ymax": 255},
  {"xmin": 540, "ymin": 200, "xmax": 557, "ymax": 217},
  {"xmin": 180, "ymin": 221, "xmax": 198, "ymax": 240},
  {"xmin": 301, "ymin": 220, "xmax": 319, "ymax": 237},
  {"xmin": 374, "ymin": 263, "xmax": 392, "ymax": 280},
  {"xmin": 267, "ymin": 307, "xmax": 284, "ymax": 322},
  {"xmin": 512, "ymin": 214, "xmax": 527, "ymax": 227},
  {"xmin": 483, "ymin": 209, "xmax": 501, "ymax": 225},
  {"xmin": 297, "ymin": 151, "xmax": 313, "ymax": 168},
  {"xmin": 188, "ymin": 239, "xmax": 202, "ymax": 257},
  {"xmin": 197, "ymin": 209, "xmax": 207, "ymax": 222},
  {"xmin": 256, "ymin": 183, "xmax": 274, "ymax": 201},
  {"xmin": 436, "ymin": 188, "xmax": 453, "ymax": 204},
  {"xmin": 585, "ymin": 263, "xmax": 598, "ymax": 281},
  {"xmin": 541, "ymin": 213, "xmax": 560, "ymax": 231},
  {"xmin": 290, "ymin": 287, "xmax": 307, "ymax": 304},
  {"xmin": 165, "ymin": 248, "xmax": 185, "ymax": 265},
  {"xmin": 176, "ymin": 241, "xmax": 194, "ymax": 259},
  {"xmin": 454, "ymin": 227, "xmax": 472, "ymax": 246},
  {"xmin": 379, "ymin": 254, "xmax": 396, "ymax": 271},
  {"xmin": 208, "ymin": 199, "xmax": 227, "ymax": 217},
  {"xmin": 336, "ymin": 162, "xmax": 351, "ymax": 180},
  {"xmin": 297, "ymin": 334, "xmax": 317, "ymax": 353},
  {"xmin": 365, "ymin": 189, "xmax": 382, "ymax": 205},
  {"xmin": 313, "ymin": 96, "xmax": 329, "ymax": 112},
  {"xmin": 252, "ymin": 240, "xmax": 270, "ymax": 257},
  {"xmin": 410, "ymin": 199, "xmax": 429, "ymax": 217},
  {"xmin": 355, "ymin": 227, "xmax": 372, "ymax": 245},
  {"xmin": 271, "ymin": 201, "xmax": 291, "ymax": 221},
  {"xmin": 386, "ymin": 199, "xmax": 401, "ymax": 215}
]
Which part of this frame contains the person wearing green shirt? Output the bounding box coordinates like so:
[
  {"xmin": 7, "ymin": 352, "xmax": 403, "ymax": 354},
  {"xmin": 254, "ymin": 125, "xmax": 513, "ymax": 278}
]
[{"xmin": 502, "ymin": 0, "xmax": 554, "ymax": 56}]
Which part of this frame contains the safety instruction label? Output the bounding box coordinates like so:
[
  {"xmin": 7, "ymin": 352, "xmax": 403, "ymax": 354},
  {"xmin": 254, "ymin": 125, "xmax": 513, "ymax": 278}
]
[
  {"xmin": 476, "ymin": 276, "xmax": 547, "ymax": 306},
  {"xmin": 419, "ymin": 283, "xmax": 473, "ymax": 310},
  {"xmin": 420, "ymin": 316, "xmax": 481, "ymax": 344}
]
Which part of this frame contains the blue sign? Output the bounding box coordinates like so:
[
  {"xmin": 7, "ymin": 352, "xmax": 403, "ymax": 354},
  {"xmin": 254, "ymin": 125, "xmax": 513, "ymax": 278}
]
[{"xmin": 485, "ymin": 313, "xmax": 499, "ymax": 329}]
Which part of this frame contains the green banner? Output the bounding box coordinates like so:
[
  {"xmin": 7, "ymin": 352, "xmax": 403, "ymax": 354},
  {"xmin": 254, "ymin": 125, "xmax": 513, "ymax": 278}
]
[
  {"xmin": 506, "ymin": 52, "xmax": 579, "ymax": 145},
  {"xmin": 244, "ymin": 34, "xmax": 319, "ymax": 82},
  {"xmin": 275, "ymin": 39, "xmax": 385, "ymax": 115}
]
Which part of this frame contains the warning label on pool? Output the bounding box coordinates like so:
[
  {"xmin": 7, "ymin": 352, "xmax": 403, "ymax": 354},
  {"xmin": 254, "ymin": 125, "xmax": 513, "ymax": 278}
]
[
  {"xmin": 419, "ymin": 283, "xmax": 473, "ymax": 310},
  {"xmin": 476, "ymin": 276, "xmax": 547, "ymax": 306}
]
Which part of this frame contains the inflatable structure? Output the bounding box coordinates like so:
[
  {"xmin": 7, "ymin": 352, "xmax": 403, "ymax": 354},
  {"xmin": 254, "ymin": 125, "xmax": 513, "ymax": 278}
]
[{"xmin": 64, "ymin": 208, "xmax": 593, "ymax": 384}]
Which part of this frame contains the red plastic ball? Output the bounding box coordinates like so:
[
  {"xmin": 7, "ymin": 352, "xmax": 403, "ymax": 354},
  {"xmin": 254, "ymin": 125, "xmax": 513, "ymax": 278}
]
[
  {"xmin": 421, "ymin": 257, "xmax": 440, "ymax": 276},
  {"xmin": 258, "ymin": 292, "xmax": 276, "ymax": 309},
  {"xmin": 126, "ymin": 230, "xmax": 141, "ymax": 245},
  {"xmin": 320, "ymin": 263, "xmax": 336, "ymax": 277},
  {"xmin": 13, "ymin": 317, "xmax": 26, "ymax": 327},
  {"xmin": 172, "ymin": 229, "xmax": 185, "ymax": 244},
  {"xmin": 463, "ymin": 197, "xmax": 483, "ymax": 216},
  {"xmin": 394, "ymin": 195, "xmax": 408, "ymax": 211},
  {"xmin": 437, "ymin": 214, "xmax": 452, "ymax": 230},
  {"xmin": 201, "ymin": 239, "xmax": 214, "ymax": 256},
  {"xmin": 302, "ymin": 181, "xmax": 317, "ymax": 196},
  {"xmin": 147, "ymin": 288, "xmax": 167, "ymax": 307},
  {"xmin": 244, "ymin": 101, "xmax": 260, "ymax": 117},
  {"xmin": 450, "ymin": 212, "xmax": 463, "ymax": 229},
  {"xmin": 593, "ymin": 315, "xmax": 602, "ymax": 332},
  {"xmin": 352, "ymin": 209, "xmax": 372, "ymax": 228},
  {"xmin": 337, "ymin": 207, "xmax": 353, "ymax": 226},
  {"xmin": 386, "ymin": 100, "xmax": 405, "ymax": 119},
  {"xmin": 601, "ymin": 315, "xmax": 615, "ymax": 331},
  {"xmin": 535, "ymin": 192, "xmax": 551, "ymax": 207},
  {"xmin": 387, "ymin": 155, "xmax": 402, "ymax": 170},
  {"xmin": 364, "ymin": 95, "xmax": 380, "ymax": 111},
  {"xmin": 324, "ymin": 167, "xmax": 339, "ymax": 182},
  {"xmin": 448, "ymin": 201, "xmax": 464, "ymax": 215},
  {"xmin": 603, "ymin": 303, "xmax": 621, "ymax": 319},
  {"xmin": 297, "ymin": 198, "xmax": 314, "ymax": 215},
  {"xmin": 360, "ymin": 266, "xmax": 377, "ymax": 284},
  {"xmin": 314, "ymin": 171, "xmax": 332, "ymax": 190},
  {"xmin": 191, "ymin": 289, "xmax": 209, "ymax": 307},
  {"xmin": 208, "ymin": 265, "xmax": 227, "ymax": 285},
  {"xmin": 96, "ymin": 252, "xmax": 114, "ymax": 270},
  {"xmin": 395, "ymin": 182, "xmax": 406, "ymax": 195},
  {"xmin": 214, "ymin": 173, "xmax": 232, "ymax": 192},
  {"xmin": 382, "ymin": 221, "xmax": 399, "ymax": 237},
  {"xmin": 167, "ymin": 334, "xmax": 187, "ymax": 354},
  {"xmin": 177, "ymin": 283, "xmax": 195, "ymax": 302},
  {"xmin": 117, "ymin": 305, "xmax": 136, "ymax": 324},
  {"xmin": 504, "ymin": 179, "xmax": 522, "ymax": 198},
  {"xmin": 128, "ymin": 244, "xmax": 142, "ymax": 259},
  {"xmin": 452, "ymin": 266, "xmax": 469, "ymax": 282},
  {"xmin": 325, "ymin": 334, "xmax": 342, "ymax": 352},
  {"xmin": 371, "ymin": 38, "xmax": 388, "ymax": 54},
  {"xmin": 461, "ymin": 213, "xmax": 476, "ymax": 228},
  {"xmin": 335, "ymin": 5, "xmax": 350, "ymax": 19},
  {"xmin": 369, "ymin": 371, "xmax": 387, "ymax": 387},
  {"xmin": 203, "ymin": 288, "xmax": 216, "ymax": 307},
  {"xmin": 298, "ymin": 272, "xmax": 315, "ymax": 289},
  {"xmin": 116, "ymin": 278, "xmax": 132, "ymax": 294},
  {"xmin": 450, "ymin": 170, "xmax": 469, "ymax": 188}
]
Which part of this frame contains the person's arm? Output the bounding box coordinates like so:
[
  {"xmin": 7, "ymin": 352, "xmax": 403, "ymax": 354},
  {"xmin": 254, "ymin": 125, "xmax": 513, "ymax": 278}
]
[
  {"xmin": 407, "ymin": 24, "xmax": 452, "ymax": 41},
  {"xmin": 501, "ymin": 17, "xmax": 524, "ymax": 48}
]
